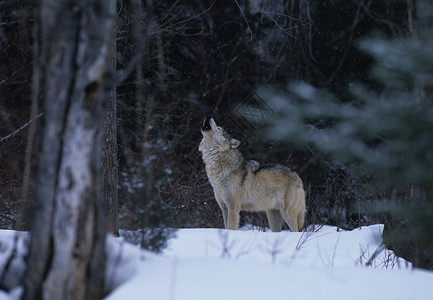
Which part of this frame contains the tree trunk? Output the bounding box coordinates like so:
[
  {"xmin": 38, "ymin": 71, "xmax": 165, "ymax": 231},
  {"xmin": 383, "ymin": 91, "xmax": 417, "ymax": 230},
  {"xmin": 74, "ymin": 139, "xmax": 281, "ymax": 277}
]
[
  {"xmin": 103, "ymin": 87, "xmax": 119, "ymax": 235},
  {"xmin": 103, "ymin": 10, "xmax": 119, "ymax": 235},
  {"xmin": 23, "ymin": 0, "xmax": 116, "ymax": 299},
  {"xmin": 15, "ymin": 1, "xmax": 44, "ymax": 232}
]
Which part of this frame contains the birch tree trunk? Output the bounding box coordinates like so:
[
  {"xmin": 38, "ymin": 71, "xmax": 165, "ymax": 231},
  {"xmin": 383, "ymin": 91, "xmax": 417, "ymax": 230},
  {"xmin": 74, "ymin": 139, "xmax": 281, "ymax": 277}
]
[{"xmin": 23, "ymin": 0, "xmax": 116, "ymax": 299}]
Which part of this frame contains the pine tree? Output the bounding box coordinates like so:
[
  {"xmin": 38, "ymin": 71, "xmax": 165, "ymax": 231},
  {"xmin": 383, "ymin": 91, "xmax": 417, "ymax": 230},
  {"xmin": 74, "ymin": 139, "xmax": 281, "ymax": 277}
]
[{"xmin": 260, "ymin": 0, "xmax": 433, "ymax": 269}]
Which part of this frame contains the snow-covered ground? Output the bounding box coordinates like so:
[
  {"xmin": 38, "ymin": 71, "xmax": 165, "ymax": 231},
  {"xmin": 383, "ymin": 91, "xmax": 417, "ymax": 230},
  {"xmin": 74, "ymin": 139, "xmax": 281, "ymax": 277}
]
[
  {"xmin": 105, "ymin": 224, "xmax": 433, "ymax": 300},
  {"xmin": 2, "ymin": 225, "xmax": 433, "ymax": 300}
]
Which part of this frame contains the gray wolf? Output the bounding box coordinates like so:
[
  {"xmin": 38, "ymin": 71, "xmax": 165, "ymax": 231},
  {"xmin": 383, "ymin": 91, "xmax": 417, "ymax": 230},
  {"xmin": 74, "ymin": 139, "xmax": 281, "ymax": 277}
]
[{"xmin": 199, "ymin": 116, "xmax": 306, "ymax": 232}]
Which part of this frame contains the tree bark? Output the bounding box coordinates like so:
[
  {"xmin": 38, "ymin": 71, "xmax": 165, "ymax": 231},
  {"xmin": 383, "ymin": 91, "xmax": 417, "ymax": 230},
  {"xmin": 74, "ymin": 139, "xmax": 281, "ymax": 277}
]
[
  {"xmin": 103, "ymin": 7, "xmax": 119, "ymax": 235},
  {"xmin": 103, "ymin": 87, "xmax": 119, "ymax": 235},
  {"xmin": 15, "ymin": 0, "xmax": 45, "ymax": 232},
  {"xmin": 23, "ymin": 0, "xmax": 116, "ymax": 299}
]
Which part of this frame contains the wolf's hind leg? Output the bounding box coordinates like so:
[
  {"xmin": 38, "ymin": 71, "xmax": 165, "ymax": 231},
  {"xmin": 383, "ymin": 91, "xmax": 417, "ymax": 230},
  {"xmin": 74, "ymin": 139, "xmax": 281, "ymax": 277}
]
[
  {"xmin": 266, "ymin": 209, "xmax": 284, "ymax": 232},
  {"xmin": 297, "ymin": 210, "xmax": 305, "ymax": 231},
  {"xmin": 280, "ymin": 208, "xmax": 299, "ymax": 232}
]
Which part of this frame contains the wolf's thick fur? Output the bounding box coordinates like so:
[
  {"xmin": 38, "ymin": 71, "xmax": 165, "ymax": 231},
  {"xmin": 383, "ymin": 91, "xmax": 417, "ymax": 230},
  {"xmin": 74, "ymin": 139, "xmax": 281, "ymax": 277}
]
[{"xmin": 199, "ymin": 117, "xmax": 306, "ymax": 232}]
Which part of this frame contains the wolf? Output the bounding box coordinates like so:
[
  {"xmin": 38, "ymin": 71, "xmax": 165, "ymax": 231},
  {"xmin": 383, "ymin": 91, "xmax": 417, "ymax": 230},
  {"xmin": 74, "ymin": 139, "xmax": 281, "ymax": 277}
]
[{"xmin": 199, "ymin": 116, "xmax": 306, "ymax": 232}]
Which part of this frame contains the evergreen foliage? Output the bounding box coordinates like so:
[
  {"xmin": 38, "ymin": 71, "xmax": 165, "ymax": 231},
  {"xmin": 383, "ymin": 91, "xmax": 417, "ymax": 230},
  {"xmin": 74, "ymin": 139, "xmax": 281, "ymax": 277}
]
[{"xmin": 260, "ymin": 1, "xmax": 433, "ymax": 268}]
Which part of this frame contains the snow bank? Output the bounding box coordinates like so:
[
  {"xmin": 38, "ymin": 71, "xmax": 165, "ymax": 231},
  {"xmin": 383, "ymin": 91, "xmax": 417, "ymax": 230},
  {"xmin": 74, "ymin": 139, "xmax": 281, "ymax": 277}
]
[
  {"xmin": 1, "ymin": 225, "xmax": 432, "ymax": 300},
  {"xmin": 104, "ymin": 225, "xmax": 433, "ymax": 300}
]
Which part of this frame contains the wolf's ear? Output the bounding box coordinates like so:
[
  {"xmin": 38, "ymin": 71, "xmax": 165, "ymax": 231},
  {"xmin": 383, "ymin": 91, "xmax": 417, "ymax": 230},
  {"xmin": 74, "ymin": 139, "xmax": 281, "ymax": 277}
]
[{"xmin": 230, "ymin": 138, "xmax": 241, "ymax": 149}]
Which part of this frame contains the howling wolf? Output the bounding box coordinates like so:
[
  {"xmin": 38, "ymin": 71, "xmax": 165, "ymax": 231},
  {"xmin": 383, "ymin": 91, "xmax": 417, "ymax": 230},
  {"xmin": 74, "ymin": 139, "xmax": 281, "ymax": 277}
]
[{"xmin": 199, "ymin": 116, "xmax": 306, "ymax": 232}]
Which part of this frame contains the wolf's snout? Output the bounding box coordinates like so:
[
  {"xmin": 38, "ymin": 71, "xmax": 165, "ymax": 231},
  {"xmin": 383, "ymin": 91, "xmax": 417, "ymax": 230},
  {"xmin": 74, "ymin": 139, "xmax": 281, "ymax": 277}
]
[{"xmin": 202, "ymin": 115, "xmax": 212, "ymax": 131}]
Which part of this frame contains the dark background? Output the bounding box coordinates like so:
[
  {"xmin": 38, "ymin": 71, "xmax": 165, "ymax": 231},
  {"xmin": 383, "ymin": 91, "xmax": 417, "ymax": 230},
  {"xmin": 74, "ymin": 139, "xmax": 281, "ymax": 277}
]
[{"xmin": 0, "ymin": 0, "xmax": 409, "ymax": 231}]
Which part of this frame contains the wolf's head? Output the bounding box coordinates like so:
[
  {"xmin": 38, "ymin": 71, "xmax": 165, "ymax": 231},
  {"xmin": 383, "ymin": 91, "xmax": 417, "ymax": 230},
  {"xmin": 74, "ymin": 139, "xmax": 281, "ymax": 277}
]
[{"xmin": 199, "ymin": 116, "xmax": 241, "ymax": 152}]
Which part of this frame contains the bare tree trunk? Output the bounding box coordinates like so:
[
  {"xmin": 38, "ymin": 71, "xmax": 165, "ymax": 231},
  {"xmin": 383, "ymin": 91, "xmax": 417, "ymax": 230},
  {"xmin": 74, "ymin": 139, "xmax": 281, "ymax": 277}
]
[
  {"xmin": 23, "ymin": 0, "xmax": 116, "ymax": 299},
  {"xmin": 104, "ymin": 86, "xmax": 119, "ymax": 235},
  {"xmin": 15, "ymin": 3, "xmax": 44, "ymax": 231},
  {"xmin": 103, "ymin": 23, "xmax": 119, "ymax": 235}
]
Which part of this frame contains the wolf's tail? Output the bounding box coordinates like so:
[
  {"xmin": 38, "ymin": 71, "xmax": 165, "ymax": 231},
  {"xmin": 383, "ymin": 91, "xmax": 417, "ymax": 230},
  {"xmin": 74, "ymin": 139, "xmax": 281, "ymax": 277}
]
[{"xmin": 297, "ymin": 183, "xmax": 306, "ymax": 230}]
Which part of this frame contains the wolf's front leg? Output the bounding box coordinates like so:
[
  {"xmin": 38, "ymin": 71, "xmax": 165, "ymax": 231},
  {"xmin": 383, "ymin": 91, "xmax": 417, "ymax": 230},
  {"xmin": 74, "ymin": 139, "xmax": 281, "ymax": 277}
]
[
  {"xmin": 227, "ymin": 208, "xmax": 240, "ymax": 230},
  {"xmin": 215, "ymin": 193, "xmax": 229, "ymax": 228},
  {"xmin": 220, "ymin": 205, "xmax": 228, "ymax": 229}
]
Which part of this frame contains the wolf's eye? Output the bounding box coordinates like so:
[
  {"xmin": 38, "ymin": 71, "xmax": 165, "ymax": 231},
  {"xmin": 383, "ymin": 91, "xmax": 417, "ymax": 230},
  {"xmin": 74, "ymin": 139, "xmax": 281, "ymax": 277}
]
[{"xmin": 217, "ymin": 127, "xmax": 222, "ymax": 131}]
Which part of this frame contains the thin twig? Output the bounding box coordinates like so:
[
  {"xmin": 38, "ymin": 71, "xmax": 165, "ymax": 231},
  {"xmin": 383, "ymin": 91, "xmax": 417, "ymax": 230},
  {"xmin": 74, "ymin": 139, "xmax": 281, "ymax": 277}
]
[
  {"xmin": 234, "ymin": 0, "xmax": 252, "ymax": 41},
  {"xmin": 0, "ymin": 112, "xmax": 44, "ymax": 143}
]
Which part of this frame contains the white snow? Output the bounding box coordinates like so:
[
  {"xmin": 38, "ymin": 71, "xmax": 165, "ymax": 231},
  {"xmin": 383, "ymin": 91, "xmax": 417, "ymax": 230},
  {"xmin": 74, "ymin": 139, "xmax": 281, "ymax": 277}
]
[
  {"xmin": 2, "ymin": 225, "xmax": 433, "ymax": 300},
  {"xmin": 104, "ymin": 225, "xmax": 433, "ymax": 300}
]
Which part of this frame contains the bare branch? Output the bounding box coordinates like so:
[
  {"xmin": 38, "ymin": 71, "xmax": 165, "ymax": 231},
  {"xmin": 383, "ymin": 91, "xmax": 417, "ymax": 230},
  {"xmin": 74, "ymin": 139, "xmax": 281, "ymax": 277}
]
[
  {"xmin": 235, "ymin": 0, "xmax": 253, "ymax": 41},
  {"xmin": 0, "ymin": 112, "xmax": 44, "ymax": 143}
]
